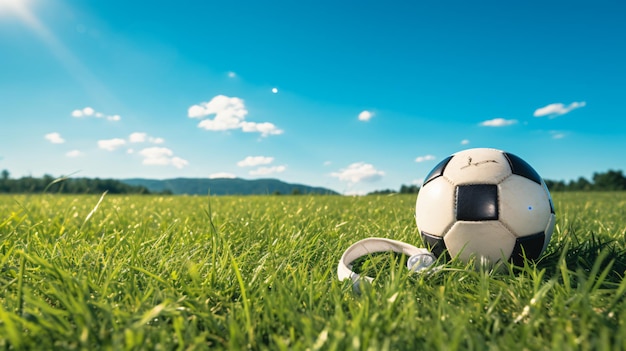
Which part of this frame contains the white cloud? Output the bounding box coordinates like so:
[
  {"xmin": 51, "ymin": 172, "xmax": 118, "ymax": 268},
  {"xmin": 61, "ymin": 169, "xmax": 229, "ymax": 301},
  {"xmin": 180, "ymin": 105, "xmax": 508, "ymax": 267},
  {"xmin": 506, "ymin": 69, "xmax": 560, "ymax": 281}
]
[
  {"xmin": 139, "ymin": 147, "xmax": 172, "ymax": 165},
  {"xmin": 98, "ymin": 138, "xmax": 126, "ymax": 151},
  {"xmin": 139, "ymin": 147, "xmax": 188, "ymax": 169},
  {"xmin": 358, "ymin": 110, "xmax": 374, "ymax": 122},
  {"xmin": 83, "ymin": 107, "xmax": 95, "ymax": 116},
  {"xmin": 237, "ymin": 156, "xmax": 287, "ymax": 175},
  {"xmin": 249, "ymin": 165, "xmax": 286, "ymax": 176},
  {"xmin": 188, "ymin": 95, "xmax": 283, "ymax": 137},
  {"xmin": 71, "ymin": 106, "xmax": 121, "ymax": 121},
  {"xmin": 188, "ymin": 95, "xmax": 246, "ymax": 120},
  {"xmin": 240, "ymin": 121, "xmax": 283, "ymax": 137},
  {"xmin": 415, "ymin": 154, "xmax": 436, "ymax": 163},
  {"xmin": 71, "ymin": 107, "xmax": 94, "ymax": 118},
  {"xmin": 66, "ymin": 150, "xmax": 83, "ymax": 157},
  {"xmin": 237, "ymin": 156, "xmax": 274, "ymax": 167},
  {"xmin": 272, "ymin": 88, "xmax": 278, "ymax": 94},
  {"xmin": 534, "ymin": 101, "xmax": 586, "ymax": 118},
  {"xmin": 461, "ymin": 139, "xmax": 470, "ymax": 145},
  {"xmin": 129, "ymin": 132, "xmax": 164, "ymax": 144},
  {"xmin": 129, "ymin": 132, "xmax": 147, "ymax": 143},
  {"xmin": 331, "ymin": 162, "xmax": 384, "ymax": 183},
  {"xmin": 198, "ymin": 118, "xmax": 240, "ymax": 131},
  {"xmin": 171, "ymin": 157, "xmax": 189, "ymax": 169},
  {"xmin": 480, "ymin": 118, "xmax": 518, "ymax": 127},
  {"xmin": 44, "ymin": 132, "xmax": 65, "ymax": 144},
  {"xmin": 209, "ymin": 172, "xmax": 237, "ymax": 179},
  {"xmin": 188, "ymin": 104, "xmax": 206, "ymax": 119},
  {"xmin": 227, "ymin": 71, "xmax": 237, "ymax": 78}
]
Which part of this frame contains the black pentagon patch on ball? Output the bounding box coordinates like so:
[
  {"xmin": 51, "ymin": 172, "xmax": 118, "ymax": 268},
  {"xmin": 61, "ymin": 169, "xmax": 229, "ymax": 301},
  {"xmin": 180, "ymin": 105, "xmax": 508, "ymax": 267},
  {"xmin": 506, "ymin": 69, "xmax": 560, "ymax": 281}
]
[
  {"xmin": 510, "ymin": 232, "xmax": 545, "ymax": 266},
  {"xmin": 456, "ymin": 184, "xmax": 498, "ymax": 221},
  {"xmin": 503, "ymin": 152, "xmax": 542, "ymax": 185},
  {"xmin": 421, "ymin": 232, "xmax": 448, "ymax": 259},
  {"xmin": 422, "ymin": 156, "xmax": 453, "ymax": 186}
]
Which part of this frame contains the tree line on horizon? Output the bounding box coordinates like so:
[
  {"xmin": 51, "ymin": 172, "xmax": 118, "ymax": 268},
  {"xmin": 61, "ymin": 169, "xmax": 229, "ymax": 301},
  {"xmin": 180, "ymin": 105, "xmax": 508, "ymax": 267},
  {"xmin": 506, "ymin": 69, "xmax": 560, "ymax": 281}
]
[
  {"xmin": 1, "ymin": 169, "xmax": 625, "ymax": 195},
  {"xmin": 369, "ymin": 169, "xmax": 626, "ymax": 195},
  {"xmin": 0, "ymin": 170, "xmax": 152, "ymax": 194}
]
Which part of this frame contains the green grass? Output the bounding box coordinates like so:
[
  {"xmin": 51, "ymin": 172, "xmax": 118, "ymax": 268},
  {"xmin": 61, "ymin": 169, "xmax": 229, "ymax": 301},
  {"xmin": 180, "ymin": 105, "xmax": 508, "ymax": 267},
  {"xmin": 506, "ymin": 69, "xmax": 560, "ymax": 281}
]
[{"xmin": 1, "ymin": 192, "xmax": 625, "ymax": 350}]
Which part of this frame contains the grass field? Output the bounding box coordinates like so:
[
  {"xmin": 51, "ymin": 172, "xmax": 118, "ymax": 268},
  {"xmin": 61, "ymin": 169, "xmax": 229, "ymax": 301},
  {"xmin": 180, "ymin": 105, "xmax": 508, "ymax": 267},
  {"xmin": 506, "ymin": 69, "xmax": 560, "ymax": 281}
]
[{"xmin": 1, "ymin": 192, "xmax": 625, "ymax": 350}]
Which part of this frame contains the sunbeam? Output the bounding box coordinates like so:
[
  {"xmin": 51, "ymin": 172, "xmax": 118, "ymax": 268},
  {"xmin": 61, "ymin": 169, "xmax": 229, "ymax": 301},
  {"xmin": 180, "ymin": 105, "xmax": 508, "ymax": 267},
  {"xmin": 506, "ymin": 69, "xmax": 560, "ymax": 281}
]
[{"xmin": 2, "ymin": 0, "xmax": 118, "ymax": 107}]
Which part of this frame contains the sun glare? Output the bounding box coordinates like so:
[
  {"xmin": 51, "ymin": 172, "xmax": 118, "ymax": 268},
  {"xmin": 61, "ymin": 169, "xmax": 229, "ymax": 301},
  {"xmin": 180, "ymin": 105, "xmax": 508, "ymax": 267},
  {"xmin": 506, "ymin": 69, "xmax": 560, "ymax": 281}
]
[
  {"xmin": 0, "ymin": 0, "xmax": 24, "ymax": 9},
  {"xmin": 0, "ymin": 0, "xmax": 31, "ymax": 16}
]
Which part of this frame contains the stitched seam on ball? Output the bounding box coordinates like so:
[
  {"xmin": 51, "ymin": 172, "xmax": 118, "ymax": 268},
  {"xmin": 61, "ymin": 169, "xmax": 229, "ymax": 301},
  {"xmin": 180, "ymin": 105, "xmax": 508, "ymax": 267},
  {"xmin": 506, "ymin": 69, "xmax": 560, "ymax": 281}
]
[
  {"xmin": 445, "ymin": 175, "xmax": 458, "ymax": 231},
  {"xmin": 441, "ymin": 222, "xmax": 455, "ymax": 238},
  {"xmin": 498, "ymin": 220, "xmax": 518, "ymax": 239}
]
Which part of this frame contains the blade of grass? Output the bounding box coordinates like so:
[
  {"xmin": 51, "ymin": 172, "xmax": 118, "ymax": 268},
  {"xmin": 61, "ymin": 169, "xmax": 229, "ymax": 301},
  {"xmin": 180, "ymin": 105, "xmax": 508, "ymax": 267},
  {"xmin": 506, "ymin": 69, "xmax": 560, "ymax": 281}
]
[{"xmin": 82, "ymin": 191, "xmax": 108, "ymax": 226}]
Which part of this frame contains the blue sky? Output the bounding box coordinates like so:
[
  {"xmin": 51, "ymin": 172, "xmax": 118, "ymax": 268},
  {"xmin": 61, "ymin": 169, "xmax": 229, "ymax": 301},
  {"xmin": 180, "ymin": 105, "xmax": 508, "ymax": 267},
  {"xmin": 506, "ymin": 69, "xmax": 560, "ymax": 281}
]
[{"xmin": 1, "ymin": 0, "xmax": 624, "ymax": 194}]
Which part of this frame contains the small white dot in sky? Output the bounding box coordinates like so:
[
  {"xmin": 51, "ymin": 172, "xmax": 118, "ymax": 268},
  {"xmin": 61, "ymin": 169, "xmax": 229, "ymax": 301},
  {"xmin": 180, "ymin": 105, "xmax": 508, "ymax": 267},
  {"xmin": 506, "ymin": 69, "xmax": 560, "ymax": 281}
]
[{"xmin": 272, "ymin": 88, "xmax": 278, "ymax": 94}]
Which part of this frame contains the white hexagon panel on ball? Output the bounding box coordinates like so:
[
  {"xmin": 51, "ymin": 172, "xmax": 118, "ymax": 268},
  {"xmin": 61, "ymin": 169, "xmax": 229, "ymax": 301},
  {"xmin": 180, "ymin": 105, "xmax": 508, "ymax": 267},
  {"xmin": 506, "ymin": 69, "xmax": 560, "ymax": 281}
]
[
  {"xmin": 443, "ymin": 148, "xmax": 512, "ymax": 185},
  {"xmin": 415, "ymin": 176, "xmax": 456, "ymax": 237},
  {"xmin": 444, "ymin": 221, "xmax": 517, "ymax": 264},
  {"xmin": 499, "ymin": 174, "xmax": 553, "ymax": 237}
]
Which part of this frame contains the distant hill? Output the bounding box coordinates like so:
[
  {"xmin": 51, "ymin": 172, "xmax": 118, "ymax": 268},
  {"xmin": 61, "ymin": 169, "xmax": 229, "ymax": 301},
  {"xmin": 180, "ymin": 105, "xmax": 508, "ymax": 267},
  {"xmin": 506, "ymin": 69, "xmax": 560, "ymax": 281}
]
[{"xmin": 121, "ymin": 177, "xmax": 339, "ymax": 195}]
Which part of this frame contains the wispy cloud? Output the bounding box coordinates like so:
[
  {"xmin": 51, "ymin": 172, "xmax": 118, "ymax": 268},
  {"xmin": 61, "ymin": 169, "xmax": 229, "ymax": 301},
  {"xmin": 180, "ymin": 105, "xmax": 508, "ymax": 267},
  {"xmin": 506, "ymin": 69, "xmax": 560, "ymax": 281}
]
[
  {"xmin": 551, "ymin": 131, "xmax": 566, "ymax": 139},
  {"xmin": 249, "ymin": 165, "xmax": 286, "ymax": 176},
  {"xmin": 461, "ymin": 139, "xmax": 470, "ymax": 145},
  {"xmin": 236, "ymin": 155, "xmax": 285, "ymax": 175},
  {"xmin": 128, "ymin": 132, "xmax": 164, "ymax": 144},
  {"xmin": 331, "ymin": 162, "xmax": 384, "ymax": 183},
  {"xmin": 227, "ymin": 71, "xmax": 237, "ymax": 78},
  {"xmin": 358, "ymin": 110, "xmax": 374, "ymax": 122},
  {"xmin": 534, "ymin": 101, "xmax": 586, "ymax": 118},
  {"xmin": 209, "ymin": 172, "xmax": 236, "ymax": 179},
  {"xmin": 98, "ymin": 134, "xmax": 187, "ymax": 168},
  {"xmin": 240, "ymin": 121, "xmax": 282, "ymax": 137},
  {"xmin": 66, "ymin": 150, "xmax": 83, "ymax": 157},
  {"xmin": 237, "ymin": 156, "xmax": 274, "ymax": 167},
  {"xmin": 138, "ymin": 147, "xmax": 188, "ymax": 169},
  {"xmin": 188, "ymin": 95, "xmax": 283, "ymax": 137},
  {"xmin": 44, "ymin": 132, "xmax": 65, "ymax": 144},
  {"xmin": 97, "ymin": 138, "xmax": 126, "ymax": 151},
  {"xmin": 71, "ymin": 106, "xmax": 121, "ymax": 121},
  {"xmin": 480, "ymin": 118, "xmax": 518, "ymax": 127},
  {"xmin": 415, "ymin": 154, "xmax": 436, "ymax": 163}
]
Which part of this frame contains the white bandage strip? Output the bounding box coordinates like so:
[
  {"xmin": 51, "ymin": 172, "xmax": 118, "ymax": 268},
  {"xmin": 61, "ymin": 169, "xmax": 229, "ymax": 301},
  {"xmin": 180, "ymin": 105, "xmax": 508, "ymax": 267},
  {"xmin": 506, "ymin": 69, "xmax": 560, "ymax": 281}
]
[{"xmin": 337, "ymin": 237, "xmax": 434, "ymax": 283}]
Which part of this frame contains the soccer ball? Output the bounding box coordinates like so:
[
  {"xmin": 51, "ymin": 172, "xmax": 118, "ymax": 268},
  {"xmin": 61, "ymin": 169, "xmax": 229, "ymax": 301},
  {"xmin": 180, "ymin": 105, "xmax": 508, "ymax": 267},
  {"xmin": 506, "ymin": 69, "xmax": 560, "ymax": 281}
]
[{"xmin": 415, "ymin": 148, "xmax": 556, "ymax": 266}]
